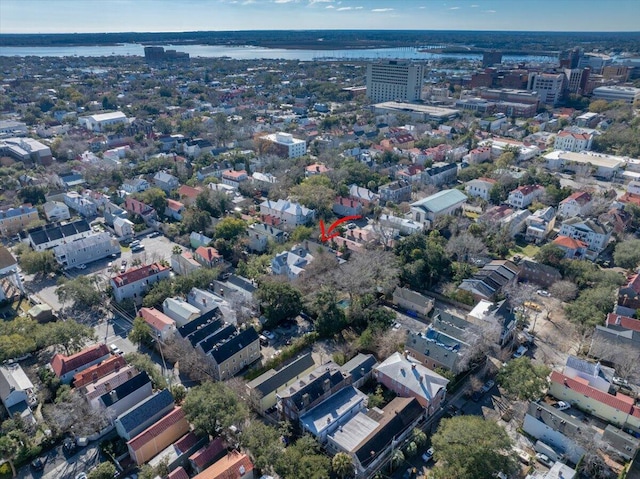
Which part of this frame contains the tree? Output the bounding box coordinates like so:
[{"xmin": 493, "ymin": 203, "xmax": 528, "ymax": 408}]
[
  {"xmin": 56, "ymin": 276, "xmax": 102, "ymax": 310},
  {"xmin": 214, "ymin": 217, "xmax": 247, "ymax": 241},
  {"xmin": 332, "ymin": 452, "xmax": 354, "ymax": 479},
  {"xmin": 255, "ymin": 280, "xmax": 303, "ymax": 327},
  {"xmin": 142, "ymin": 278, "xmax": 174, "ymax": 308},
  {"xmin": 614, "ymin": 239, "xmax": 640, "ymax": 270},
  {"xmin": 18, "ymin": 249, "xmax": 58, "ymax": 275},
  {"xmin": 394, "ymin": 232, "xmax": 451, "ymax": 290},
  {"xmin": 18, "ymin": 185, "xmax": 46, "ymax": 205},
  {"xmin": 289, "ymin": 175, "xmax": 336, "ymax": 218},
  {"xmin": 275, "ymin": 435, "xmax": 331, "ymax": 479},
  {"xmin": 88, "ymin": 462, "xmax": 117, "ymax": 479},
  {"xmin": 309, "ymin": 287, "xmax": 346, "ymax": 337},
  {"xmin": 565, "ymin": 285, "xmax": 616, "ymax": 335},
  {"xmin": 549, "ymin": 280, "xmax": 578, "ymax": 302},
  {"xmin": 291, "ymin": 225, "xmax": 314, "ymax": 243},
  {"xmin": 431, "ymin": 416, "xmax": 518, "ymax": 479},
  {"xmin": 137, "ymin": 187, "xmax": 167, "ymax": 212},
  {"xmin": 0, "ymin": 433, "xmax": 19, "ymax": 477},
  {"xmin": 129, "ymin": 316, "xmax": 153, "ymax": 346},
  {"xmin": 535, "ymin": 243, "xmax": 566, "ymax": 267},
  {"xmin": 181, "ymin": 208, "xmax": 211, "ymax": 234},
  {"xmin": 497, "ymin": 357, "xmax": 550, "ymax": 401},
  {"xmin": 445, "ymin": 232, "xmax": 488, "ymax": 263},
  {"xmin": 183, "ymin": 381, "xmax": 248, "ymax": 437},
  {"xmin": 49, "ymin": 320, "xmax": 96, "ymax": 355},
  {"xmin": 240, "ymin": 420, "xmax": 284, "ymax": 474},
  {"xmin": 124, "ymin": 352, "xmax": 168, "ymax": 389}
]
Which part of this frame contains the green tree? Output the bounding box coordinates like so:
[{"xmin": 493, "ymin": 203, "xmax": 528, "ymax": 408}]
[
  {"xmin": 129, "ymin": 316, "xmax": 153, "ymax": 346},
  {"xmin": 614, "ymin": 239, "xmax": 640, "ymax": 270},
  {"xmin": 309, "ymin": 287, "xmax": 346, "ymax": 337},
  {"xmin": 56, "ymin": 276, "xmax": 102, "ymax": 310},
  {"xmin": 411, "ymin": 428, "xmax": 427, "ymax": 449},
  {"xmin": 256, "ymin": 280, "xmax": 303, "ymax": 327},
  {"xmin": 183, "ymin": 381, "xmax": 248, "ymax": 437},
  {"xmin": 534, "ymin": 243, "xmax": 566, "ymax": 267},
  {"xmin": 565, "ymin": 285, "xmax": 616, "ymax": 335},
  {"xmin": 332, "ymin": 452, "xmax": 354, "ymax": 479},
  {"xmin": 124, "ymin": 352, "xmax": 167, "ymax": 389},
  {"xmin": 181, "ymin": 208, "xmax": 211, "ymax": 234},
  {"xmin": 170, "ymin": 384, "xmax": 187, "ymax": 404},
  {"xmin": 431, "ymin": 416, "xmax": 518, "ymax": 479},
  {"xmin": 142, "ymin": 278, "xmax": 174, "ymax": 308},
  {"xmin": 290, "ymin": 225, "xmax": 314, "ymax": 243},
  {"xmin": 394, "ymin": 232, "xmax": 451, "ymax": 290},
  {"xmin": 275, "ymin": 435, "xmax": 331, "ymax": 479},
  {"xmin": 18, "ymin": 185, "xmax": 47, "ymax": 205},
  {"xmin": 240, "ymin": 420, "xmax": 283, "ymax": 473},
  {"xmin": 0, "ymin": 433, "xmax": 19, "ymax": 477},
  {"xmin": 289, "ymin": 175, "xmax": 336, "ymax": 218},
  {"xmin": 497, "ymin": 357, "xmax": 550, "ymax": 400},
  {"xmin": 214, "ymin": 217, "xmax": 247, "ymax": 241},
  {"xmin": 49, "ymin": 320, "xmax": 96, "ymax": 355},
  {"xmin": 137, "ymin": 187, "xmax": 168, "ymax": 212},
  {"xmin": 87, "ymin": 462, "xmax": 116, "ymax": 479},
  {"xmin": 18, "ymin": 249, "xmax": 59, "ymax": 275}
]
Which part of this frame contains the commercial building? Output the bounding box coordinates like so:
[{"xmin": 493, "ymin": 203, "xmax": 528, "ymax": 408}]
[
  {"xmin": 544, "ymin": 150, "xmax": 624, "ymax": 180},
  {"xmin": 527, "ymin": 73, "xmax": 565, "ymax": 106},
  {"xmin": 258, "ymin": 132, "xmax": 306, "ymax": 159},
  {"xmin": 482, "ymin": 51, "xmax": 503, "ymax": 67},
  {"xmin": 366, "ymin": 60, "xmax": 424, "ymax": 103},
  {"xmin": 592, "ymin": 86, "xmax": 640, "ymax": 104},
  {"xmin": 409, "ymin": 189, "xmax": 467, "ymax": 228},
  {"xmin": 53, "ymin": 232, "xmax": 120, "ymax": 269},
  {"xmin": 144, "ymin": 46, "xmax": 189, "ymax": 62},
  {"xmin": 371, "ymin": 101, "xmax": 459, "ymax": 122},
  {"xmin": 0, "ymin": 205, "xmax": 39, "ymax": 237},
  {"xmin": 553, "ymin": 131, "xmax": 594, "ymax": 152},
  {"xmin": 0, "ymin": 137, "xmax": 53, "ymax": 165}
]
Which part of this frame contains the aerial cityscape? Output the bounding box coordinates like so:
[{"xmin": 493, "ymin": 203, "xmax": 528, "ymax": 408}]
[{"xmin": 0, "ymin": 2, "xmax": 640, "ymax": 479}]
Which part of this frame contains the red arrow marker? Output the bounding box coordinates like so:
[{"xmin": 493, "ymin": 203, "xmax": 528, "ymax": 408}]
[{"xmin": 319, "ymin": 215, "xmax": 362, "ymax": 242}]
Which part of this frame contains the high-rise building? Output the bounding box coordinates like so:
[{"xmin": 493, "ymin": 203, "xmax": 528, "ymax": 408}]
[
  {"xmin": 144, "ymin": 46, "xmax": 189, "ymax": 63},
  {"xmin": 366, "ymin": 60, "xmax": 424, "ymax": 103},
  {"xmin": 563, "ymin": 68, "xmax": 590, "ymax": 95},
  {"xmin": 527, "ymin": 73, "xmax": 565, "ymax": 106},
  {"xmin": 482, "ymin": 51, "xmax": 503, "ymax": 68}
]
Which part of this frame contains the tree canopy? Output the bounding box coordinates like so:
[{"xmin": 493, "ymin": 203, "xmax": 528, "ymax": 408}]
[
  {"xmin": 182, "ymin": 381, "xmax": 249, "ymax": 437},
  {"xmin": 255, "ymin": 280, "xmax": 303, "ymax": 327},
  {"xmin": 497, "ymin": 357, "xmax": 550, "ymax": 401},
  {"xmin": 614, "ymin": 239, "xmax": 640, "ymax": 270}
]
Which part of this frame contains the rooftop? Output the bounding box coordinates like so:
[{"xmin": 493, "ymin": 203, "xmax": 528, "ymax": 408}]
[
  {"xmin": 193, "ymin": 451, "xmax": 254, "ymax": 479},
  {"xmin": 410, "ymin": 189, "xmax": 467, "ymax": 214},
  {"xmin": 51, "ymin": 344, "xmax": 110, "ymax": 377},
  {"xmin": 112, "ymin": 263, "xmax": 169, "ymax": 288}
]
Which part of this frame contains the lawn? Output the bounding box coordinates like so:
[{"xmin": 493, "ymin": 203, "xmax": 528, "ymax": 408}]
[{"xmin": 509, "ymin": 243, "xmax": 540, "ymax": 259}]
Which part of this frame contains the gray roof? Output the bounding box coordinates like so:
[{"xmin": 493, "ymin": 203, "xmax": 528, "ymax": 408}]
[
  {"xmin": 248, "ymin": 353, "xmax": 315, "ymax": 396},
  {"xmin": 340, "ymin": 354, "xmax": 378, "ymax": 383},
  {"xmin": 602, "ymin": 425, "xmax": 640, "ymax": 460},
  {"xmin": 393, "ymin": 287, "xmax": 433, "ymax": 308},
  {"xmin": 100, "ymin": 371, "xmax": 150, "ymax": 408},
  {"xmin": 431, "ymin": 310, "xmax": 473, "ymax": 342},
  {"xmin": 27, "ymin": 219, "xmax": 90, "ymax": 246},
  {"xmin": 210, "ymin": 327, "xmax": 259, "ymax": 364},
  {"xmin": 375, "ymin": 352, "xmax": 449, "ymax": 402},
  {"xmin": 300, "ymin": 386, "xmax": 367, "ymax": 436},
  {"xmin": 565, "ymin": 355, "xmax": 599, "ymax": 377},
  {"xmin": 526, "ymin": 401, "xmax": 585, "ymax": 438},
  {"xmin": 116, "ymin": 389, "xmax": 174, "ymax": 436},
  {"xmin": 410, "ymin": 189, "xmax": 467, "ymax": 214}
]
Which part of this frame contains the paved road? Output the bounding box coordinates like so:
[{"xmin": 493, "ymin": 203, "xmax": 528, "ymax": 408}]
[{"xmin": 17, "ymin": 443, "xmax": 100, "ymax": 479}]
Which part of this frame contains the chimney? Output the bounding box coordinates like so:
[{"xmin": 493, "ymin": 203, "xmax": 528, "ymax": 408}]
[
  {"xmin": 105, "ymin": 382, "xmax": 111, "ymax": 392},
  {"xmin": 411, "ymin": 363, "xmax": 417, "ymax": 370},
  {"xmin": 302, "ymin": 393, "xmax": 310, "ymax": 407},
  {"xmin": 323, "ymin": 378, "xmax": 331, "ymax": 393}
]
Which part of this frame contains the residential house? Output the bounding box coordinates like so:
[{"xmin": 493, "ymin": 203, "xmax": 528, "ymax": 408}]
[
  {"xmin": 53, "ymin": 232, "xmax": 120, "ymax": 269},
  {"xmin": 466, "ymin": 299, "xmax": 518, "ymax": 346},
  {"xmin": 177, "ymin": 185, "xmax": 203, "ymax": 207},
  {"xmin": 63, "ymin": 191, "xmax": 98, "ymax": 217},
  {"xmin": 340, "ymin": 354, "xmax": 378, "ymax": 389},
  {"xmin": 99, "ymin": 371, "xmax": 153, "ymax": 418},
  {"xmin": 277, "ymin": 362, "xmax": 352, "ymax": 421},
  {"xmin": 190, "ymin": 231, "xmax": 213, "ymax": 250},
  {"xmin": 0, "ymin": 363, "xmax": 36, "ymax": 421},
  {"xmin": 163, "ymin": 297, "xmax": 201, "ymax": 327},
  {"xmin": 26, "ymin": 218, "xmax": 93, "ymax": 251},
  {"xmin": 246, "ymin": 353, "xmax": 317, "ymax": 413},
  {"xmin": 326, "ymin": 397, "xmax": 424, "ymax": 477},
  {"xmin": 83, "ymin": 366, "xmax": 138, "ymax": 407},
  {"xmin": 140, "ymin": 307, "xmax": 177, "ymax": 341},
  {"xmin": 0, "ymin": 245, "xmax": 22, "ymax": 301},
  {"xmin": 558, "ymin": 218, "xmax": 612, "ymax": 257},
  {"xmin": 518, "ymin": 260, "xmax": 562, "ymax": 288},
  {"xmin": 606, "ymin": 313, "xmax": 640, "ymax": 334},
  {"xmin": 523, "ymin": 401, "xmax": 588, "ymax": 465},
  {"xmin": 147, "ymin": 432, "xmax": 206, "ymax": 476},
  {"xmin": 506, "ymin": 185, "xmax": 545, "ymax": 209},
  {"xmin": 258, "ymin": 132, "xmax": 306, "ymax": 159},
  {"xmin": 110, "ymin": 263, "xmax": 171, "ymax": 303},
  {"xmin": 222, "ymin": 170, "xmax": 248, "ymax": 189},
  {"xmin": 171, "ymin": 251, "xmax": 202, "ymax": 277},
  {"xmin": 374, "ymin": 352, "xmax": 449, "ymax": 414},
  {"xmin": 299, "ymin": 386, "xmax": 368, "ymax": 442},
  {"xmin": 553, "ymin": 130, "xmax": 594, "ymax": 152},
  {"xmin": 113, "ymin": 217, "xmax": 134, "ymax": 239},
  {"xmin": 0, "ymin": 205, "xmax": 39, "ymax": 237},
  {"xmin": 115, "ymin": 389, "xmax": 175, "ymax": 441},
  {"xmin": 58, "ymin": 173, "xmax": 85, "ymax": 189},
  {"xmin": 410, "ymin": 189, "xmax": 467, "ymax": 228},
  {"xmin": 379, "ymin": 180, "xmax": 412, "ymax": 205},
  {"xmin": 209, "ymin": 327, "xmax": 260, "ymax": 381},
  {"xmin": 51, "ymin": 344, "xmax": 111, "ymax": 384},
  {"xmin": 458, "ymin": 260, "xmax": 519, "ymax": 301},
  {"xmin": 465, "ymin": 177, "xmax": 496, "ymax": 201},
  {"xmin": 121, "ymin": 177, "xmax": 150, "ymax": 195},
  {"xmin": 548, "ymin": 371, "xmax": 640, "ymax": 434},
  {"xmin": 406, "ymin": 310, "xmax": 474, "ymax": 374},
  {"xmin": 165, "ymin": 199, "xmax": 185, "ymax": 221},
  {"xmin": 194, "ymin": 246, "xmax": 223, "ymax": 269},
  {"xmin": 378, "ymin": 214, "xmax": 423, "ymax": 236},
  {"xmin": 124, "ymin": 197, "xmax": 157, "ymax": 223},
  {"xmin": 333, "ymin": 197, "xmax": 363, "ymax": 217},
  {"xmin": 43, "ymin": 201, "xmax": 70, "ymax": 222},
  {"xmin": 153, "ymin": 171, "xmax": 180, "ymax": 193},
  {"xmin": 259, "ymin": 199, "xmax": 315, "ymax": 227},
  {"xmin": 271, "ymin": 245, "xmax": 314, "ymax": 280},
  {"xmin": 197, "ymin": 163, "xmax": 232, "ymax": 182},
  {"xmin": 193, "ymin": 451, "xmax": 254, "ymax": 479},
  {"xmin": 104, "ymin": 201, "xmax": 128, "ymax": 227},
  {"xmin": 558, "ymin": 191, "xmax": 593, "ymax": 219},
  {"xmin": 72, "ymin": 355, "xmax": 127, "ymax": 388},
  {"xmin": 462, "ymin": 146, "xmax": 492, "ymax": 165},
  {"xmin": 564, "ymin": 355, "xmax": 610, "ymax": 392},
  {"xmin": 127, "ymin": 406, "xmax": 191, "ymax": 466},
  {"xmin": 189, "ymin": 437, "xmax": 226, "ymax": 475},
  {"xmin": 305, "ymin": 163, "xmax": 331, "ymax": 177},
  {"xmin": 348, "ymin": 184, "xmax": 379, "ymax": 206},
  {"xmin": 421, "ymin": 162, "xmax": 458, "ymax": 186},
  {"xmin": 588, "ymin": 326, "xmax": 640, "ymax": 368},
  {"xmin": 392, "ymin": 287, "xmax": 434, "ymax": 317},
  {"xmin": 187, "ymin": 288, "xmax": 233, "ymax": 320},
  {"xmin": 251, "ymin": 172, "xmax": 278, "ymax": 191},
  {"xmin": 618, "ymin": 273, "xmax": 640, "ymax": 311},
  {"xmin": 479, "ymin": 205, "xmax": 530, "ymax": 238},
  {"xmin": 246, "ymin": 223, "xmax": 287, "ymax": 253},
  {"xmin": 552, "ymin": 235, "xmax": 589, "ymax": 259},
  {"xmin": 396, "ymin": 164, "xmax": 424, "ymax": 184},
  {"xmin": 525, "ymin": 206, "xmax": 556, "ymax": 243}
]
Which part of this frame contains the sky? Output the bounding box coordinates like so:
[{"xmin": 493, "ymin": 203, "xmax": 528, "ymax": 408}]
[{"xmin": 1, "ymin": 0, "xmax": 639, "ymax": 34}]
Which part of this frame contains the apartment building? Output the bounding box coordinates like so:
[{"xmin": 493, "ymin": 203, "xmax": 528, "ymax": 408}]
[
  {"xmin": 366, "ymin": 60, "xmax": 424, "ymax": 103},
  {"xmin": 53, "ymin": 232, "xmax": 120, "ymax": 269},
  {"xmin": 592, "ymin": 85, "xmax": 640, "ymax": 104},
  {"xmin": 110, "ymin": 263, "xmax": 171, "ymax": 303},
  {"xmin": 0, "ymin": 205, "xmax": 39, "ymax": 237},
  {"xmin": 553, "ymin": 131, "xmax": 594, "ymax": 152},
  {"xmin": 379, "ymin": 180, "xmax": 412, "ymax": 205},
  {"xmin": 258, "ymin": 132, "xmax": 306, "ymax": 158},
  {"xmin": 259, "ymin": 199, "xmax": 315, "ymax": 226},
  {"xmin": 506, "ymin": 185, "xmax": 545, "ymax": 209},
  {"xmin": 26, "ymin": 219, "xmax": 92, "ymax": 252}
]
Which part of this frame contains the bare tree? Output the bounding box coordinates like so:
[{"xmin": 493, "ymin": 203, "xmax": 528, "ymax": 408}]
[
  {"xmin": 445, "ymin": 231, "xmax": 489, "ymax": 263},
  {"xmin": 503, "ymin": 282, "xmax": 537, "ymax": 311},
  {"xmin": 43, "ymin": 390, "xmax": 109, "ymax": 436},
  {"xmin": 457, "ymin": 320, "xmax": 503, "ymax": 371},
  {"xmin": 163, "ymin": 335, "xmax": 217, "ymax": 382},
  {"xmin": 549, "ymin": 280, "xmax": 578, "ymax": 302}
]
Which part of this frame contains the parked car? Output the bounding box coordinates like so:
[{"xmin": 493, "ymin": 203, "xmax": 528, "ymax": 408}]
[
  {"xmin": 536, "ymin": 290, "xmax": 551, "ymax": 297},
  {"xmin": 76, "ymin": 264, "xmax": 87, "ymax": 270},
  {"xmin": 63, "ymin": 438, "xmax": 77, "ymax": 455},
  {"xmin": 262, "ymin": 330, "xmax": 276, "ymax": 340},
  {"xmin": 554, "ymin": 401, "xmax": 570, "ymax": 411},
  {"xmin": 512, "ymin": 345, "xmax": 528, "ymax": 359},
  {"xmin": 422, "ymin": 447, "xmax": 434, "ymax": 463},
  {"xmin": 149, "ymin": 231, "xmax": 160, "ymax": 238},
  {"xmin": 535, "ymin": 453, "xmax": 554, "ymax": 468},
  {"xmin": 480, "ymin": 380, "xmax": 495, "ymax": 394},
  {"xmin": 31, "ymin": 457, "xmax": 46, "ymax": 471},
  {"xmin": 259, "ymin": 335, "xmax": 269, "ymax": 347},
  {"xmin": 130, "ymin": 240, "xmax": 140, "ymax": 247},
  {"xmin": 613, "ymin": 376, "xmax": 629, "ymax": 387},
  {"xmin": 524, "ymin": 301, "xmax": 541, "ymax": 311},
  {"xmin": 110, "ymin": 344, "xmax": 123, "ymax": 356},
  {"xmin": 75, "ymin": 473, "xmax": 88, "ymax": 479}
]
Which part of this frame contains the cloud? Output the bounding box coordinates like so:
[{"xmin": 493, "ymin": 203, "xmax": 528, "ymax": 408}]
[
  {"xmin": 337, "ymin": 6, "xmax": 352, "ymax": 10},
  {"xmin": 326, "ymin": 4, "xmax": 334, "ymax": 7},
  {"xmin": 449, "ymin": 6, "xmax": 460, "ymax": 9},
  {"xmin": 308, "ymin": 0, "xmax": 333, "ymax": 4},
  {"xmin": 484, "ymin": 9, "xmax": 496, "ymax": 13},
  {"xmin": 372, "ymin": 8, "xmax": 394, "ymax": 12},
  {"xmin": 470, "ymin": 4, "xmax": 479, "ymax": 6},
  {"xmin": 274, "ymin": 0, "xmax": 296, "ymax": 3},
  {"xmin": 355, "ymin": 5, "xmax": 363, "ymax": 9}
]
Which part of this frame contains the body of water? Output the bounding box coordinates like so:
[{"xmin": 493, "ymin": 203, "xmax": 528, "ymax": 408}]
[{"xmin": 0, "ymin": 43, "xmax": 558, "ymax": 63}]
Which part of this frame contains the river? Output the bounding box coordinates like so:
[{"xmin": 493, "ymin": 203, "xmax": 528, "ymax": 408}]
[{"xmin": 0, "ymin": 43, "xmax": 558, "ymax": 63}]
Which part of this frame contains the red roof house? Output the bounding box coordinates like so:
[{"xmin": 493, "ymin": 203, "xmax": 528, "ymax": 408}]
[
  {"xmin": 189, "ymin": 436, "xmax": 226, "ymax": 473},
  {"xmin": 51, "ymin": 344, "xmax": 111, "ymax": 384},
  {"xmin": 73, "ymin": 355, "xmax": 127, "ymax": 388},
  {"xmin": 140, "ymin": 307, "xmax": 176, "ymax": 340},
  {"xmin": 193, "ymin": 451, "xmax": 254, "ymax": 479},
  {"xmin": 194, "ymin": 246, "xmax": 223, "ymax": 268}
]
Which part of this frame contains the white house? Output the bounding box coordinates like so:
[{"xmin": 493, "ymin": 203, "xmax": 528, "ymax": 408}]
[
  {"xmin": 0, "ymin": 363, "xmax": 37, "ymax": 420},
  {"xmin": 110, "ymin": 263, "xmax": 171, "ymax": 303},
  {"xmin": 162, "ymin": 297, "xmax": 201, "ymax": 327},
  {"xmin": 121, "ymin": 178, "xmax": 150, "ymax": 195},
  {"xmin": 79, "ymin": 111, "xmax": 128, "ymax": 132},
  {"xmin": 506, "ymin": 184, "xmax": 544, "ymax": 209},
  {"xmin": 113, "ymin": 217, "xmax": 134, "ymax": 239},
  {"xmin": 139, "ymin": 307, "xmax": 177, "ymax": 341},
  {"xmin": 43, "ymin": 201, "xmax": 70, "ymax": 222},
  {"xmin": 153, "ymin": 171, "xmax": 179, "ymax": 193},
  {"xmin": 259, "ymin": 199, "xmax": 315, "ymax": 227},
  {"xmin": 221, "ymin": 170, "xmax": 248, "ymax": 189},
  {"xmin": 409, "ymin": 189, "xmax": 467, "ymax": 228},
  {"xmin": 525, "ymin": 206, "xmax": 556, "ymax": 243},
  {"xmin": 259, "ymin": 132, "xmax": 306, "ymax": 158},
  {"xmin": 558, "ymin": 191, "xmax": 592, "ymax": 218},
  {"xmin": 553, "ymin": 131, "xmax": 594, "ymax": 152},
  {"xmin": 64, "ymin": 191, "xmax": 98, "ymax": 217},
  {"xmin": 464, "ymin": 177, "xmax": 496, "ymax": 201},
  {"xmin": 558, "ymin": 218, "xmax": 612, "ymax": 256},
  {"xmin": 53, "ymin": 232, "xmax": 120, "ymax": 269},
  {"xmin": 271, "ymin": 245, "xmax": 314, "ymax": 280}
]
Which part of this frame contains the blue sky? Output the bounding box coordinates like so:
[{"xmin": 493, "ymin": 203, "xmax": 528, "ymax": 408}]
[{"xmin": 1, "ymin": 0, "xmax": 639, "ymax": 33}]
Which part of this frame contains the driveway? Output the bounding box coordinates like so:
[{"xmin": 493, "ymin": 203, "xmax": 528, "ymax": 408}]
[{"xmin": 17, "ymin": 442, "xmax": 100, "ymax": 479}]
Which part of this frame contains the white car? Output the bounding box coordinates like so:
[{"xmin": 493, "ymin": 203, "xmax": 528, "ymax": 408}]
[
  {"xmin": 422, "ymin": 447, "xmax": 434, "ymax": 463},
  {"xmin": 536, "ymin": 290, "xmax": 551, "ymax": 297},
  {"xmin": 535, "ymin": 453, "xmax": 554, "ymax": 467},
  {"xmin": 262, "ymin": 330, "xmax": 276, "ymax": 340},
  {"xmin": 512, "ymin": 345, "xmax": 528, "ymax": 359},
  {"xmin": 76, "ymin": 264, "xmax": 87, "ymax": 270},
  {"xmin": 480, "ymin": 380, "xmax": 495, "ymax": 394},
  {"xmin": 110, "ymin": 344, "xmax": 123, "ymax": 355},
  {"xmin": 554, "ymin": 401, "xmax": 570, "ymax": 411}
]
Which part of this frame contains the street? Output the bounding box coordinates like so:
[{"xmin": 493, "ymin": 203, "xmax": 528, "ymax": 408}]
[{"xmin": 16, "ymin": 442, "xmax": 101, "ymax": 479}]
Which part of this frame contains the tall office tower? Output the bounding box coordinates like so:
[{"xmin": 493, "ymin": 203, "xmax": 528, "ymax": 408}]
[
  {"xmin": 366, "ymin": 60, "xmax": 425, "ymax": 103},
  {"xmin": 559, "ymin": 47, "xmax": 582, "ymax": 69},
  {"xmin": 527, "ymin": 72, "xmax": 565, "ymax": 106},
  {"xmin": 564, "ymin": 68, "xmax": 590, "ymax": 95},
  {"xmin": 482, "ymin": 50, "xmax": 503, "ymax": 68}
]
